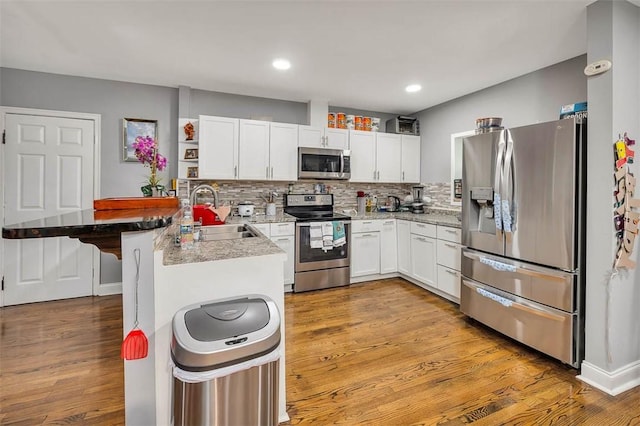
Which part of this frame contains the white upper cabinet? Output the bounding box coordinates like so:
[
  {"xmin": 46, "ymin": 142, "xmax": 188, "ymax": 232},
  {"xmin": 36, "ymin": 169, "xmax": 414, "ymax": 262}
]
[
  {"xmin": 298, "ymin": 125, "xmax": 349, "ymax": 149},
  {"xmin": 349, "ymin": 130, "xmax": 377, "ymax": 182},
  {"xmin": 350, "ymin": 131, "xmax": 401, "ymax": 183},
  {"xmin": 376, "ymin": 133, "xmax": 402, "ymax": 182},
  {"xmin": 401, "ymin": 135, "xmax": 421, "ymax": 183},
  {"xmin": 239, "ymin": 119, "xmax": 270, "ymax": 180},
  {"xmin": 199, "ymin": 115, "xmax": 239, "ymax": 180},
  {"xmin": 269, "ymin": 122, "xmax": 298, "ymax": 181}
]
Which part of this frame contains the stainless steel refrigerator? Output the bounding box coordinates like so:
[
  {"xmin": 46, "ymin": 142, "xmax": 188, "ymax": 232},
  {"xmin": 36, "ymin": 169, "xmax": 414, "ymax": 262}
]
[{"xmin": 460, "ymin": 117, "xmax": 586, "ymax": 367}]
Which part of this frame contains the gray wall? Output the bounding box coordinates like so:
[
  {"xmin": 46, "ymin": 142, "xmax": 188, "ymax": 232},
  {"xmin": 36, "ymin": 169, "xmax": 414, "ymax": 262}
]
[{"xmin": 414, "ymin": 55, "xmax": 588, "ymax": 183}]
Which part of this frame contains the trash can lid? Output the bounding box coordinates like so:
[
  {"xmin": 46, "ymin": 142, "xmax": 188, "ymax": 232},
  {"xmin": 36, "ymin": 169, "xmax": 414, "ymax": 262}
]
[
  {"xmin": 171, "ymin": 295, "xmax": 281, "ymax": 370},
  {"xmin": 184, "ymin": 297, "xmax": 269, "ymax": 341}
]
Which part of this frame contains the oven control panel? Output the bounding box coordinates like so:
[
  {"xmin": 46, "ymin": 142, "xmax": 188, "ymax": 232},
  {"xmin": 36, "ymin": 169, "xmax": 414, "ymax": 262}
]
[{"xmin": 285, "ymin": 194, "xmax": 333, "ymax": 207}]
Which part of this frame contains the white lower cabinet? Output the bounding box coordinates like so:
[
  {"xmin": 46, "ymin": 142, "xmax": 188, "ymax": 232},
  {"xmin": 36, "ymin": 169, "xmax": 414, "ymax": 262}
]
[
  {"xmin": 380, "ymin": 219, "xmax": 398, "ymax": 274},
  {"xmin": 397, "ymin": 220, "xmax": 411, "ymax": 275},
  {"xmin": 410, "ymin": 234, "xmax": 437, "ymax": 288},
  {"xmin": 250, "ymin": 222, "xmax": 295, "ymax": 291},
  {"xmin": 436, "ymin": 225, "xmax": 462, "ymax": 300},
  {"xmin": 351, "ymin": 232, "xmax": 381, "ymax": 277},
  {"xmin": 351, "ymin": 220, "xmax": 382, "ymax": 278}
]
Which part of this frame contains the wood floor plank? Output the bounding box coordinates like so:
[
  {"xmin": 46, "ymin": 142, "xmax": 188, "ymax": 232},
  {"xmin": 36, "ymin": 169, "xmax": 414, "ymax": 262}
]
[{"xmin": 2, "ymin": 278, "xmax": 639, "ymax": 424}]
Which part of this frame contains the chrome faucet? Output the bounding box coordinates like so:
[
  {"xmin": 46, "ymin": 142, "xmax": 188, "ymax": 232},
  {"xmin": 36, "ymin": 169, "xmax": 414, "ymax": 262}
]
[{"xmin": 190, "ymin": 184, "xmax": 219, "ymax": 208}]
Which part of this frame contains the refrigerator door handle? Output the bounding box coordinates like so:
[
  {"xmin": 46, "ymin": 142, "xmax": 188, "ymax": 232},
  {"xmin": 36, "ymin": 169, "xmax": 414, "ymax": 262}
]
[
  {"xmin": 493, "ymin": 132, "xmax": 506, "ymax": 233},
  {"xmin": 501, "ymin": 129, "xmax": 514, "ymax": 234}
]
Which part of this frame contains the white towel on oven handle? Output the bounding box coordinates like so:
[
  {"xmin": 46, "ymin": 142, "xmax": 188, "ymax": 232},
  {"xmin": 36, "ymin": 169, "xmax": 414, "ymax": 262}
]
[
  {"xmin": 310, "ymin": 223, "xmax": 323, "ymax": 249},
  {"xmin": 321, "ymin": 222, "xmax": 334, "ymax": 250}
]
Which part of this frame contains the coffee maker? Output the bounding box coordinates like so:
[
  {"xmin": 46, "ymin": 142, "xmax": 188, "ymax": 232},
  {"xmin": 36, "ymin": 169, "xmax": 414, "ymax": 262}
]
[{"xmin": 411, "ymin": 186, "xmax": 425, "ymax": 214}]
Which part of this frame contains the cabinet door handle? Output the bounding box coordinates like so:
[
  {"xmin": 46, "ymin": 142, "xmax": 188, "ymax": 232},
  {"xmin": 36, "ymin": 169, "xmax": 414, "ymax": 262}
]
[
  {"xmin": 403, "ymin": 171, "xmax": 405, "ymax": 181},
  {"xmin": 271, "ymin": 167, "xmax": 274, "ymax": 178},
  {"xmin": 373, "ymin": 170, "xmax": 377, "ymax": 180},
  {"xmin": 383, "ymin": 220, "xmax": 394, "ymax": 225},
  {"xmin": 445, "ymin": 269, "xmax": 459, "ymax": 276},
  {"xmin": 362, "ymin": 221, "xmax": 372, "ymax": 224},
  {"xmin": 444, "ymin": 243, "xmax": 457, "ymax": 248},
  {"xmin": 445, "ymin": 229, "xmax": 458, "ymax": 234},
  {"xmin": 275, "ymin": 238, "xmax": 288, "ymax": 242},
  {"xmin": 266, "ymin": 166, "xmax": 269, "ymax": 179},
  {"xmin": 234, "ymin": 165, "xmax": 237, "ymax": 177}
]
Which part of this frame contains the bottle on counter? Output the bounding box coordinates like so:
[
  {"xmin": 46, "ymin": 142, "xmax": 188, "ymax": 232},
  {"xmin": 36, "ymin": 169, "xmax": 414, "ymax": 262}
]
[{"xmin": 180, "ymin": 199, "xmax": 194, "ymax": 250}]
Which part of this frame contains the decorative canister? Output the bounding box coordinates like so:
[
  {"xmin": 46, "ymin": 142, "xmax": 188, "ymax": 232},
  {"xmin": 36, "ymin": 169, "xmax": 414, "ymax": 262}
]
[
  {"xmin": 371, "ymin": 117, "xmax": 380, "ymax": 132},
  {"xmin": 346, "ymin": 114, "xmax": 355, "ymax": 129},
  {"xmin": 336, "ymin": 112, "xmax": 346, "ymax": 129},
  {"xmin": 363, "ymin": 116, "xmax": 372, "ymax": 131},
  {"xmin": 327, "ymin": 113, "xmax": 336, "ymax": 128},
  {"xmin": 354, "ymin": 116, "xmax": 363, "ymax": 130}
]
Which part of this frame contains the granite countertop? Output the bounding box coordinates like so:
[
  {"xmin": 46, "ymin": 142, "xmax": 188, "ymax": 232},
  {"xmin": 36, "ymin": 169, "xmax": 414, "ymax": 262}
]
[
  {"xmin": 2, "ymin": 206, "xmax": 180, "ymax": 259},
  {"xmin": 1, "ymin": 207, "xmax": 180, "ymax": 239},
  {"xmin": 345, "ymin": 211, "xmax": 462, "ymax": 228},
  {"xmin": 160, "ymin": 224, "xmax": 284, "ymax": 266}
]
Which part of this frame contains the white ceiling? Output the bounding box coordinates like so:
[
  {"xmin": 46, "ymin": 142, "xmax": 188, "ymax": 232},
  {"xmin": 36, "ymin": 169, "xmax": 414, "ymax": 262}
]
[{"xmin": 0, "ymin": 0, "xmax": 607, "ymax": 115}]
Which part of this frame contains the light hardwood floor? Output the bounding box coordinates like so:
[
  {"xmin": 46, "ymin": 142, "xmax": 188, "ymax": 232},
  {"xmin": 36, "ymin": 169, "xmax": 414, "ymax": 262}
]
[{"xmin": 1, "ymin": 278, "xmax": 639, "ymax": 425}]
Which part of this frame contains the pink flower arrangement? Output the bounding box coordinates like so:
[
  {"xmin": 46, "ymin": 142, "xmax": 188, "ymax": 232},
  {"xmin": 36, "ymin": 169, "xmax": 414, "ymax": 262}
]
[{"xmin": 132, "ymin": 135, "xmax": 167, "ymax": 187}]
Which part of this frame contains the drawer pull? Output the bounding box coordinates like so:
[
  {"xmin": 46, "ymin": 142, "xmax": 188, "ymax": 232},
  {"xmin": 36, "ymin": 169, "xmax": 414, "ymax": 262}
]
[
  {"xmin": 445, "ymin": 269, "xmax": 458, "ymax": 276},
  {"xmin": 476, "ymin": 287, "xmax": 512, "ymax": 307},
  {"xmin": 479, "ymin": 257, "xmax": 516, "ymax": 273},
  {"xmin": 445, "ymin": 229, "xmax": 458, "ymax": 234},
  {"xmin": 444, "ymin": 243, "xmax": 457, "ymax": 248}
]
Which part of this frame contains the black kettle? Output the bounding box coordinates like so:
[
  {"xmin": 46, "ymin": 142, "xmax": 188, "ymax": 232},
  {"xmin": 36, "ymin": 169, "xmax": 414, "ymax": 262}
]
[{"xmin": 387, "ymin": 196, "xmax": 401, "ymax": 212}]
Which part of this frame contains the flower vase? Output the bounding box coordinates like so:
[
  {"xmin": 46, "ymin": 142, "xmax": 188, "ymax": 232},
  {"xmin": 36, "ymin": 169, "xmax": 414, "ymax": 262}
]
[{"xmin": 141, "ymin": 184, "xmax": 165, "ymax": 197}]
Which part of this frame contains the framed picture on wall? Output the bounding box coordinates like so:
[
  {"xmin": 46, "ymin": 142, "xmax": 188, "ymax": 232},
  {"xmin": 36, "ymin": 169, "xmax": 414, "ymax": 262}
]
[
  {"xmin": 123, "ymin": 118, "xmax": 158, "ymax": 162},
  {"xmin": 187, "ymin": 166, "xmax": 199, "ymax": 178},
  {"xmin": 184, "ymin": 148, "xmax": 199, "ymax": 160}
]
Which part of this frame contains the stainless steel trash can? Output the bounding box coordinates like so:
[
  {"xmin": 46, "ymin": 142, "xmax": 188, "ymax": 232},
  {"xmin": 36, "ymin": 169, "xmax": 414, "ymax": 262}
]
[{"xmin": 171, "ymin": 295, "xmax": 280, "ymax": 426}]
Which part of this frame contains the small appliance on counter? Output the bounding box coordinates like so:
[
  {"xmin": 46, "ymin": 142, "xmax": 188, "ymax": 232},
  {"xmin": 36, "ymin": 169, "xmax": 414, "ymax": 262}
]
[
  {"xmin": 411, "ymin": 186, "xmax": 425, "ymax": 214},
  {"xmin": 386, "ymin": 196, "xmax": 401, "ymax": 212},
  {"xmin": 237, "ymin": 202, "xmax": 255, "ymax": 217}
]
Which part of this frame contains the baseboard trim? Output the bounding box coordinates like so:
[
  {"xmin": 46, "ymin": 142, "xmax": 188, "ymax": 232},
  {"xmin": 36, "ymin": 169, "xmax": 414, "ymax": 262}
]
[
  {"xmin": 578, "ymin": 360, "xmax": 640, "ymax": 395},
  {"xmin": 96, "ymin": 281, "xmax": 123, "ymax": 296}
]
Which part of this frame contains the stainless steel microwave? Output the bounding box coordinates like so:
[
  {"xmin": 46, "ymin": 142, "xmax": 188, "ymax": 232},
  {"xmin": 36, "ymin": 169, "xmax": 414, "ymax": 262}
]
[{"xmin": 298, "ymin": 147, "xmax": 351, "ymax": 180}]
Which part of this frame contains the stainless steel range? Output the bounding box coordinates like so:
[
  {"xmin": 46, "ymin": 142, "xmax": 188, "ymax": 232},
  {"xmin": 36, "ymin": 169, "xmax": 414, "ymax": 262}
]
[{"xmin": 284, "ymin": 194, "xmax": 351, "ymax": 292}]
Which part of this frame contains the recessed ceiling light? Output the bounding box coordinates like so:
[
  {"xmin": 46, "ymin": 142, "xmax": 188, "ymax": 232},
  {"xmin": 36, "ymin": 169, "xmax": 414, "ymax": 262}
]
[
  {"xmin": 405, "ymin": 84, "xmax": 422, "ymax": 93},
  {"xmin": 272, "ymin": 59, "xmax": 291, "ymax": 70}
]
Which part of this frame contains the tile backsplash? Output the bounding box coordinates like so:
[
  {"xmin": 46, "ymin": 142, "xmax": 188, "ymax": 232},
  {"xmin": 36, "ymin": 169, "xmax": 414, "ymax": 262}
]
[{"xmin": 178, "ymin": 180, "xmax": 460, "ymax": 213}]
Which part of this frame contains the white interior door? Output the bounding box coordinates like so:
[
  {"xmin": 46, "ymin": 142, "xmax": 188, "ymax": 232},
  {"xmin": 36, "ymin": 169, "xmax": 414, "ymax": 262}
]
[{"xmin": 3, "ymin": 112, "xmax": 96, "ymax": 306}]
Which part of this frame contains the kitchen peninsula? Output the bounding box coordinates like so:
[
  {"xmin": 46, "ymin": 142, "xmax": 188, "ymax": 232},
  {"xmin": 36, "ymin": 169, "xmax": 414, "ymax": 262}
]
[{"xmin": 2, "ymin": 204, "xmax": 289, "ymax": 425}]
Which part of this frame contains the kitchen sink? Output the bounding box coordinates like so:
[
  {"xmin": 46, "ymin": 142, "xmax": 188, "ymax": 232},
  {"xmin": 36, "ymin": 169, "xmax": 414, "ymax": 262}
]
[{"xmin": 198, "ymin": 224, "xmax": 258, "ymax": 241}]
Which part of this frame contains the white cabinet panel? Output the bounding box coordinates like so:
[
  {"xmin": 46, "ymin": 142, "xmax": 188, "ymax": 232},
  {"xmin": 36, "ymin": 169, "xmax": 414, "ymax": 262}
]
[
  {"xmin": 437, "ymin": 225, "xmax": 462, "ymax": 243},
  {"xmin": 349, "ymin": 130, "xmax": 376, "ymax": 182},
  {"xmin": 437, "ymin": 239, "xmax": 461, "ymax": 270},
  {"xmin": 410, "ymin": 222, "xmax": 437, "ymax": 238},
  {"xmin": 410, "ymin": 234, "xmax": 437, "ymax": 287},
  {"xmin": 437, "ymin": 265, "xmax": 460, "ymax": 299},
  {"xmin": 298, "ymin": 126, "xmax": 349, "ymax": 149},
  {"xmin": 270, "ymin": 222, "xmax": 295, "ymax": 237},
  {"xmin": 199, "ymin": 115, "xmax": 239, "ymax": 179},
  {"xmin": 351, "ymin": 232, "xmax": 381, "ymax": 277},
  {"xmin": 397, "ymin": 220, "xmax": 411, "ymax": 275},
  {"xmin": 351, "ymin": 219, "xmax": 382, "ymax": 233},
  {"xmin": 272, "ymin": 235, "xmax": 295, "ymax": 286},
  {"xmin": 269, "ymin": 122, "xmax": 298, "ymax": 181},
  {"xmin": 252, "ymin": 223, "xmax": 271, "ymax": 237},
  {"xmin": 380, "ymin": 219, "xmax": 398, "ymax": 274},
  {"xmin": 239, "ymin": 119, "xmax": 270, "ymax": 180},
  {"xmin": 376, "ymin": 133, "xmax": 402, "ymax": 182},
  {"xmin": 401, "ymin": 135, "xmax": 421, "ymax": 183}
]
